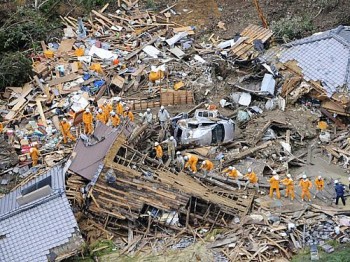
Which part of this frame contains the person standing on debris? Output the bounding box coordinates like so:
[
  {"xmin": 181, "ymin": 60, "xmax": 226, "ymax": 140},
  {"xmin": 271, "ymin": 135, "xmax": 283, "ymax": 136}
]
[
  {"xmin": 60, "ymin": 118, "xmax": 76, "ymax": 143},
  {"xmin": 114, "ymin": 97, "xmax": 124, "ymax": 116},
  {"xmin": 0, "ymin": 122, "xmax": 3, "ymax": 133},
  {"xmin": 281, "ymin": 174, "xmax": 295, "ymax": 200},
  {"xmin": 123, "ymin": 107, "xmax": 134, "ymax": 122},
  {"xmin": 334, "ymin": 180, "xmax": 346, "ymax": 206},
  {"xmin": 142, "ymin": 108, "xmax": 153, "ymax": 124},
  {"xmin": 184, "ymin": 154, "xmax": 199, "ymax": 174},
  {"xmin": 175, "ymin": 151, "xmax": 185, "ymax": 171},
  {"xmin": 101, "ymin": 100, "xmax": 112, "ymax": 117},
  {"xmin": 162, "ymin": 136, "xmax": 177, "ymax": 161},
  {"xmin": 200, "ymin": 160, "xmax": 214, "ymax": 178},
  {"xmin": 29, "ymin": 143, "xmax": 41, "ymax": 167},
  {"xmin": 154, "ymin": 142, "xmax": 163, "ymax": 164},
  {"xmin": 314, "ymin": 175, "xmax": 325, "ymax": 199},
  {"xmin": 243, "ymin": 168, "xmax": 259, "ymax": 192},
  {"xmin": 299, "ymin": 174, "xmax": 312, "ymax": 202},
  {"xmin": 109, "ymin": 111, "xmax": 120, "ymax": 128},
  {"xmin": 82, "ymin": 108, "xmax": 93, "ymax": 135},
  {"xmin": 269, "ymin": 171, "xmax": 281, "ymax": 199},
  {"xmin": 158, "ymin": 106, "xmax": 170, "ymax": 129},
  {"xmin": 96, "ymin": 109, "xmax": 107, "ymax": 124},
  {"xmin": 222, "ymin": 166, "xmax": 241, "ymax": 189}
]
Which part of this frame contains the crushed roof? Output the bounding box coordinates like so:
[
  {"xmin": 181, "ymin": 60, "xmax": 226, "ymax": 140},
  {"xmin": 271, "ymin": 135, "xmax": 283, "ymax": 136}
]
[{"xmin": 279, "ymin": 25, "xmax": 350, "ymax": 96}]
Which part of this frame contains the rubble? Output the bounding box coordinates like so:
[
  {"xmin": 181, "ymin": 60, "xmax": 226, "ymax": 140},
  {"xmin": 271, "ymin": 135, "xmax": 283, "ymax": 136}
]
[{"xmin": 1, "ymin": 2, "xmax": 350, "ymax": 262}]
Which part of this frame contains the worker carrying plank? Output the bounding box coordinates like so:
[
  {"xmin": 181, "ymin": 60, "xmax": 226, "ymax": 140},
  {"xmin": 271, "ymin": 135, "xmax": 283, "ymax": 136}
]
[
  {"xmin": 244, "ymin": 168, "xmax": 259, "ymax": 192},
  {"xmin": 29, "ymin": 143, "xmax": 41, "ymax": 167},
  {"xmin": 109, "ymin": 111, "xmax": 120, "ymax": 127},
  {"xmin": 269, "ymin": 171, "xmax": 280, "ymax": 199},
  {"xmin": 314, "ymin": 175, "xmax": 324, "ymax": 199},
  {"xmin": 154, "ymin": 142, "xmax": 163, "ymax": 164},
  {"xmin": 222, "ymin": 166, "xmax": 241, "ymax": 189},
  {"xmin": 299, "ymin": 174, "xmax": 312, "ymax": 202},
  {"xmin": 281, "ymin": 174, "xmax": 295, "ymax": 200},
  {"xmin": 96, "ymin": 108, "xmax": 107, "ymax": 124},
  {"xmin": 82, "ymin": 108, "xmax": 93, "ymax": 135},
  {"xmin": 184, "ymin": 154, "xmax": 198, "ymax": 174},
  {"xmin": 60, "ymin": 118, "xmax": 76, "ymax": 144},
  {"xmin": 200, "ymin": 160, "xmax": 214, "ymax": 178}
]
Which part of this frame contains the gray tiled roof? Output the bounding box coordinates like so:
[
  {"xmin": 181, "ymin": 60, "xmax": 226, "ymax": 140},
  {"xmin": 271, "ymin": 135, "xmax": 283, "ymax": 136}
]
[
  {"xmin": 0, "ymin": 194, "xmax": 80, "ymax": 262},
  {"xmin": 280, "ymin": 25, "xmax": 350, "ymax": 96}
]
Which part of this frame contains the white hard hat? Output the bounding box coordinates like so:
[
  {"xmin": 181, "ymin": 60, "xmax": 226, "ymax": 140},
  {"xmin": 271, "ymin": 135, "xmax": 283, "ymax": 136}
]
[
  {"xmin": 287, "ymin": 174, "xmax": 291, "ymax": 178},
  {"xmin": 176, "ymin": 151, "xmax": 181, "ymax": 155},
  {"xmin": 202, "ymin": 160, "xmax": 206, "ymax": 165},
  {"xmin": 154, "ymin": 142, "xmax": 159, "ymax": 146},
  {"xmin": 334, "ymin": 180, "xmax": 339, "ymax": 184},
  {"xmin": 184, "ymin": 156, "xmax": 189, "ymax": 161},
  {"xmin": 170, "ymin": 136, "xmax": 174, "ymax": 140},
  {"xmin": 62, "ymin": 118, "xmax": 67, "ymax": 122},
  {"xmin": 98, "ymin": 109, "xmax": 102, "ymax": 113},
  {"xmin": 272, "ymin": 170, "xmax": 277, "ymax": 175},
  {"xmin": 147, "ymin": 108, "xmax": 151, "ymax": 112},
  {"xmin": 110, "ymin": 111, "xmax": 116, "ymax": 116},
  {"xmin": 302, "ymin": 174, "xmax": 307, "ymax": 179},
  {"xmin": 318, "ymin": 175, "xmax": 322, "ymax": 179},
  {"xmin": 125, "ymin": 107, "xmax": 130, "ymax": 111},
  {"xmin": 228, "ymin": 166, "xmax": 233, "ymax": 170},
  {"xmin": 274, "ymin": 175, "xmax": 279, "ymax": 180},
  {"xmin": 116, "ymin": 97, "xmax": 121, "ymax": 102},
  {"xmin": 160, "ymin": 106, "xmax": 165, "ymax": 110},
  {"xmin": 248, "ymin": 168, "xmax": 252, "ymax": 172},
  {"xmin": 85, "ymin": 108, "xmax": 90, "ymax": 113},
  {"xmin": 103, "ymin": 100, "xmax": 108, "ymax": 104}
]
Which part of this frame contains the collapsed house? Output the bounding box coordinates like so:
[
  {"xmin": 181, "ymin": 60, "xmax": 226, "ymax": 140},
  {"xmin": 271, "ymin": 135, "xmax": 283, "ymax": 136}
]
[{"xmin": 0, "ymin": 165, "xmax": 83, "ymax": 262}]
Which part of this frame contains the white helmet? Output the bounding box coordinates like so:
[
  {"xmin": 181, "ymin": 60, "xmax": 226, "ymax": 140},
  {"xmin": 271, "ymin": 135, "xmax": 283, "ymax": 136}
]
[
  {"xmin": 116, "ymin": 97, "xmax": 121, "ymax": 102},
  {"xmin": 202, "ymin": 160, "xmax": 206, "ymax": 165},
  {"xmin": 334, "ymin": 180, "xmax": 339, "ymax": 184},
  {"xmin": 125, "ymin": 107, "xmax": 130, "ymax": 111},
  {"xmin": 103, "ymin": 100, "xmax": 108, "ymax": 105},
  {"xmin": 170, "ymin": 136, "xmax": 174, "ymax": 140},
  {"xmin": 302, "ymin": 174, "xmax": 307, "ymax": 179},
  {"xmin": 147, "ymin": 108, "xmax": 151, "ymax": 113},
  {"xmin": 318, "ymin": 175, "xmax": 322, "ymax": 179},
  {"xmin": 228, "ymin": 166, "xmax": 233, "ymax": 170},
  {"xmin": 184, "ymin": 156, "xmax": 189, "ymax": 161},
  {"xmin": 160, "ymin": 106, "xmax": 165, "ymax": 110},
  {"xmin": 110, "ymin": 111, "xmax": 116, "ymax": 116},
  {"xmin": 272, "ymin": 170, "xmax": 277, "ymax": 175},
  {"xmin": 98, "ymin": 109, "xmax": 103, "ymax": 113},
  {"xmin": 85, "ymin": 108, "xmax": 90, "ymax": 113},
  {"xmin": 62, "ymin": 118, "xmax": 67, "ymax": 122},
  {"xmin": 274, "ymin": 175, "xmax": 279, "ymax": 180},
  {"xmin": 154, "ymin": 142, "xmax": 159, "ymax": 147},
  {"xmin": 248, "ymin": 168, "xmax": 252, "ymax": 173},
  {"xmin": 287, "ymin": 174, "xmax": 291, "ymax": 178},
  {"xmin": 176, "ymin": 151, "xmax": 181, "ymax": 155}
]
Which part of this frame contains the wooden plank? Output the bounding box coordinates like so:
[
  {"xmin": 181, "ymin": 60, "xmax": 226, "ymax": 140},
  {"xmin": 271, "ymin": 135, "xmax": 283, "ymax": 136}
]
[
  {"xmin": 57, "ymin": 39, "xmax": 75, "ymax": 53},
  {"xmin": 36, "ymin": 99, "xmax": 47, "ymax": 127},
  {"xmin": 47, "ymin": 74, "xmax": 80, "ymax": 86}
]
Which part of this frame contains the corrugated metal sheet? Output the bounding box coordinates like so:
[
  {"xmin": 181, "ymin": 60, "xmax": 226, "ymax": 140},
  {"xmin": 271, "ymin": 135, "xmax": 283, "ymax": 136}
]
[
  {"xmin": 230, "ymin": 24, "xmax": 273, "ymax": 60},
  {"xmin": 0, "ymin": 165, "xmax": 65, "ymax": 216},
  {"xmin": 69, "ymin": 121, "xmax": 120, "ymax": 181}
]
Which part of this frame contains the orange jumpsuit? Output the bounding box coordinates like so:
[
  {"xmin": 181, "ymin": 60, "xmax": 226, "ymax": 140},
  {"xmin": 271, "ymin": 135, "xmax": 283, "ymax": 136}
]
[
  {"xmin": 96, "ymin": 112, "xmax": 107, "ymax": 124},
  {"xmin": 223, "ymin": 168, "xmax": 238, "ymax": 179},
  {"xmin": 101, "ymin": 104, "xmax": 112, "ymax": 117},
  {"xmin": 299, "ymin": 179, "xmax": 312, "ymax": 201},
  {"xmin": 114, "ymin": 102, "xmax": 124, "ymax": 116},
  {"xmin": 110, "ymin": 115, "xmax": 120, "ymax": 127},
  {"xmin": 124, "ymin": 111, "xmax": 134, "ymax": 122},
  {"xmin": 0, "ymin": 122, "xmax": 3, "ymax": 133},
  {"xmin": 201, "ymin": 160, "xmax": 214, "ymax": 171},
  {"xmin": 82, "ymin": 112, "xmax": 93, "ymax": 134},
  {"xmin": 269, "ymin": 177, "xmax": 281, "ymax": 199},
  {"xmin": 60, "ymin": 121, "xmax": 76, "ymax": 143},
  {"xmin": 155, "ymin": 145, "xmax": 163, "ymax": 159},
  {"xmin": 281, "ymin": 178, "xmax": 295, "ymax": 200},
  {"xmin": 29, "ymin": 147, "xmax": 40, "ymax": 166},
  {"xmin": 315, "ymin": 178, "xmax": 324, "ymax": 191},
  {"xmin": 185, "ymin": 154, "xmax": 199, "ymax": 173},
  {"xmin": 245, "ymin": 172, "xmax": 258, "ymax": 184}
]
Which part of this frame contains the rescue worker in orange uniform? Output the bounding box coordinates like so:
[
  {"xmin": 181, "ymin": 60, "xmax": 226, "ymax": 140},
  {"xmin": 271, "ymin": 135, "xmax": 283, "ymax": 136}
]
[
  {"xmin": 154, "ymin": 142, "xmax": 163, "ymax": 164},
  {"xmin": 29, "ymin": 143, "xmax": 41, "ymax": 167},
  {"xmin": 101, "ymin": 100, "xmax": 112, "ymax": 117},
  {"xmin": 244, "ymin": 168, "xmax": 259, "ymax": 192},
  {"xmin": 123, "ymin": 107, "xmax": 134, "ymax": 122},
  {"xmin": 60, "ymin": 118, "xmax": 76, "ymax": 144},
  {"xmin": 82, "ymin": 108, "xmax": 93, "ymax": 135},
  {"xmin": 281, "ymin": 174, "xmax": 295, "ymax": 200},
  {"xmin": 299, "ymin": 174, "xmax": 312, "ymax": 202},
  {"xmin": 314, "ymin": 175, "xmax": 325, "ymax": 199},
  {"xmin": 0, "ymin": 122, "xmax": 3, "ymax": 133},
  {"xmin": 184, "ymin": 154, "xmax": 199, "ymax": 174},
  {"xmin": 96, "ymin": 108, "xmax": 107, "ymax": 124},
  {"xmin": 269, "ymin": 171, "xmax": 281, "ymax": 199},
  {"xmin": 113, "ymin": 97, "xmax": 124, "ymax": 116},
  {"xmin": 200, "ymin": 160, "xmax": 214, "ymax": 177},
  {"xmin": 222, "ymin": 166, "xmax": 241, "ymax": 189},
  {"xmin": 109, "ymin": 111, "xmax": 120, "ymax": 127}
]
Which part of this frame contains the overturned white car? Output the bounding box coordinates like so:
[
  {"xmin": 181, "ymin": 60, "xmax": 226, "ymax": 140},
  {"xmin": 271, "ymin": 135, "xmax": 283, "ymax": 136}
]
[{"xmin": 173, "ymin": 109, "xmax": 235, "ymax": 146}]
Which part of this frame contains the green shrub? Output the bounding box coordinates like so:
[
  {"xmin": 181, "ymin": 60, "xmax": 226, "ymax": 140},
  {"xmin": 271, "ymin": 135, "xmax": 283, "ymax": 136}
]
[{"xmin": 271, "ymin": 16, "xmax": 314, "ymax": 41}]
